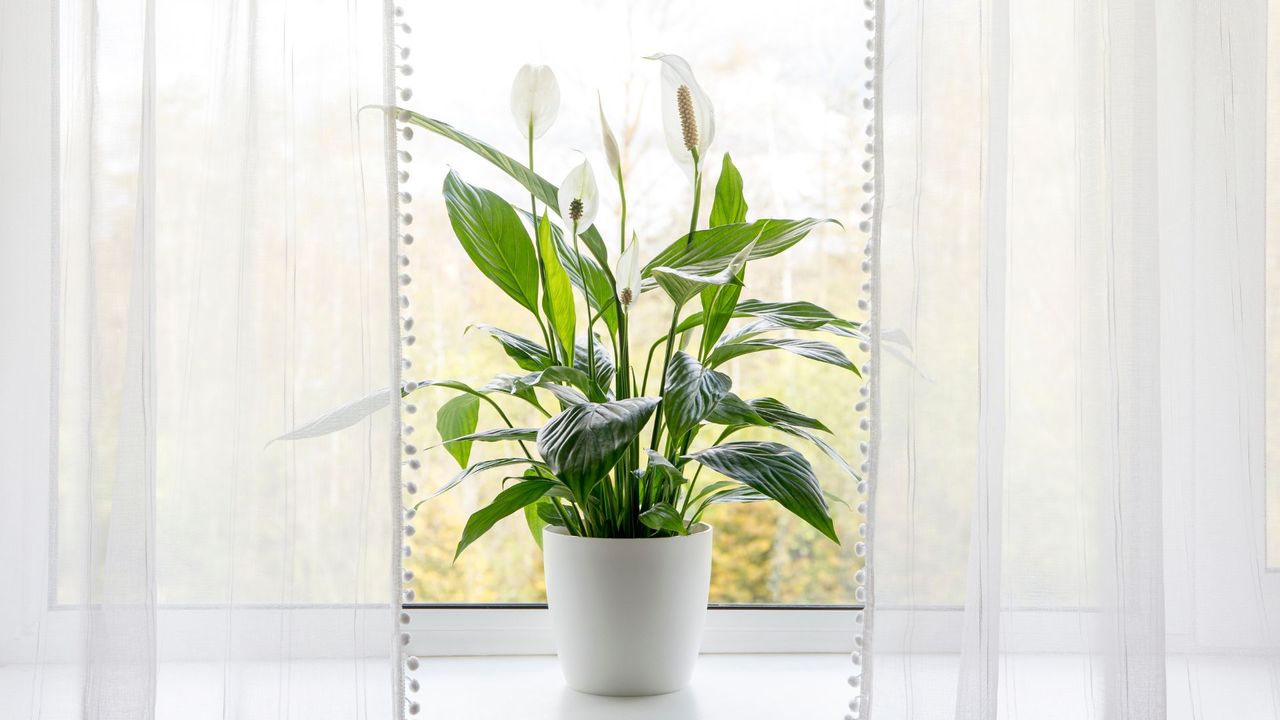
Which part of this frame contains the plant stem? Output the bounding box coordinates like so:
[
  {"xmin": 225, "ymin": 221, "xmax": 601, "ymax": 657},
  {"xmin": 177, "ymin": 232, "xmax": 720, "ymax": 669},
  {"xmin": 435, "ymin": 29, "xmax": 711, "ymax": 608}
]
[{"xmin": 648, "ymin": 303, "xmax": 683, "ymax": 451}]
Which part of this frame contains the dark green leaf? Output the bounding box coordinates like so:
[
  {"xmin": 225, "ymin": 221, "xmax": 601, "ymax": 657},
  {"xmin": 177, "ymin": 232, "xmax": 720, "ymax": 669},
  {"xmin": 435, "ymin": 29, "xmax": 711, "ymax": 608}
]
[
  {"xmin": 442, "ymin": 171, "xmax": 540, "ymax": 313},
  {"xmin": 536, "ymin": 397, "xmax": 660, "ymax": 502},
  {"xmin": 662, "ymin": 351, "xmax": 732, "ymax": 439},
  {"xmin": 642, "ymin": 218, "xmax": 838, "ymax": 282},
  {"xmin": 640, "ymin": 502, "xmax": 689, "ymax": 536},
  {"xmin": 706, "ymin": 392, "xmax": 769, "ymax": 427},
  {"xmin": 521, "ymin": 209, "xmax": 618, "ymax": 337},
  {"xmin": 708, "ymin": 153, "xmax": 748, "ymax": 227},
  {"xmin": 687, "ymin": 441, "xmax": 838, "ymax": 543},
  {"xmin": 707, "ymin": 337, "xmax": 860, "ymax": 376},
  {"xmin": 418, "ymin": 456, "xmax": 547, "ymax": 506},
  {"xmin": 651, "ymin": 241, "xmax": 753, "ymax": 308},
  {"xmin": 573, "ymin": 338, "xmax": 614, "ymax": 400},
  {"xmin": 455, "ymin": 478, "xmax": 556, "ymax": 561},
  {"xmin": 643, "ymin": 449, "xmax": 687, "ymax": 493},
  {"xmin": 732, "ymin": 299, "xmax": 859, "ymax": 332},
  {"xmin": 469, "ymin": 325, "xmax": 552, "ymax": 371},
  {"xmin": 538, "ymin": 213, "xmax": 576, "ymax": 362},
  {"xmin": 431, "ymin": 427, "xmax": 539, "ymax": 448},
  {"xmin": 436, "ymin": 394, "xmax": 480, "ymax": 467},
  {"xmin": 405, "ymin": 112, "xmax": 611, "ymax": 268},
  {"xmin": 749, "ymin": 397, "xmax": 831, "ymax": 433},
  {"xmin": 773, "ymin": 423, "xmax": 860, "ymax": 481}
]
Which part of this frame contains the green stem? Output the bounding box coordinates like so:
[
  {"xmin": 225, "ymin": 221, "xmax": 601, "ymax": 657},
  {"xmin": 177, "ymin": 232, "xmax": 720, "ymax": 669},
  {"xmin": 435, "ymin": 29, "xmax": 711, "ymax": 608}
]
[{"xmin": 648, "ymin": 303, "xmax": 683, "ymax": 451}]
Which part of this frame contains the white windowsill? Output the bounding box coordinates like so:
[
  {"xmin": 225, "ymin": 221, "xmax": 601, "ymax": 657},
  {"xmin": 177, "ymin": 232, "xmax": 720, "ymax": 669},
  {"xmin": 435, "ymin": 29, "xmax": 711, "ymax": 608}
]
[{"xmin": 410, "ymin": 653, "xmax": 854, "ymax": 720}]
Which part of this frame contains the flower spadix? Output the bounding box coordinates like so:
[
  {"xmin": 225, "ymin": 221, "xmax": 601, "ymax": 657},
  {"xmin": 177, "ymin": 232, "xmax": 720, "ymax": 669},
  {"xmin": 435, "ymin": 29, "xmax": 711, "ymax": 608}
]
[
  {"xmin": 510, "ymin": 64, "xmax": 560, "ymax": 139},
  {"xmin": 645, "ymin": 53, "xmax": 715, "ymax": 173},
  {"xmin": 558, "ymin": 157, "xmax": 599, "ymax": 232},
  {"xmin": 616, "ymin": 233, "xmax": 642, "ymax": 310}
]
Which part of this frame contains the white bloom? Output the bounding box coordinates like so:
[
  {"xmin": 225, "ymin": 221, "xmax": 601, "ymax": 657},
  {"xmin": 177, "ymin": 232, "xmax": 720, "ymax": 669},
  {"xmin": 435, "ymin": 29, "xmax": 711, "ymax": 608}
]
[
  {"xmin": 616, "ymin": 233, "xmax": 642, "ymax": 310},
  {"xmin": 558, "ymin": 158, "xmax": 599, "ymax": 232},
  {"xmin": 645, "ymin": 53, "xmax": 715, "ymax": 173},
  {"xmin": 510, "ymin": 64, "xmax": 560, "ymax": 139},
  {"xmin": 598, "ymin": 94, "xmax": 623, "ymax": 182}
]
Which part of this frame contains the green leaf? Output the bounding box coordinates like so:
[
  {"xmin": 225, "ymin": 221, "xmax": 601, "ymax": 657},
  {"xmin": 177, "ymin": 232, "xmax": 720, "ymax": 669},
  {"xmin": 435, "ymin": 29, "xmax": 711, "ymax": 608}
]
[
  {"xmin": 651, "ymin": 241, "xmax": 754, "ymax": 308},
  {"xmin": 521, "ymin": 209, "xmax": 618, "ymax": 337},
  {"xmin": 573, "ymin": 336, "xmax": 615, "ymax": 400},
  {"xmin": 469, "ymin": 324, "xmax": 552, "ymax": 371},
  {"xmin": 698, "ymin": 255, "xmax": 747, "ymax": 358},
  {"xmin": 640, "ymin": 502, "xmax": 689, "ymax": 536},
  {"xmin": 707, "ymin": 337, "xmax": 860, "ymax": 376},
  {"xmin": 436, "ymin": 394, "xmax": 480, "ymax": 467},
  {"xmin": 706, "ymin": 392, "xmax": 769, "ymax": 427},
  {"xmin": 662, "ymin": 352, "xmax": 732, "ymax": 440},
  {"xmin": 687, "ymin": 441, "xmax": 838, "ymax": 543},
  {"xmin": 513, "ymin": 367, "xmax": 592, "ymax": 406},
  {"xmin": 455, "ymin": 478, "xmax": 556, "ymax": 561},
  {"xmin": 536, "ymin": 397, "xmax": 660, "ymax": 502},
  {"xmin": 675, "ymin": 299, "xmax": 861, "ymax": 338},
  {"xmin": 642, "ymin": 218, "xmax": 838, "ymax": 282},
  {"xmin": 404, "ymin": 112, "xmax": 611, "ymax": 268},
  {"xmin": 538, "ymin": 213, "xmax": 577, "ymax": 362},
  {"xmin": 442, "ymin": 171, "xmax": 540, "ymax": 313},
  {"xmin": 749, "ymin": 397, "xmax": 831, "ymax": 433},
  {"xmin": 643, "ymin": 449, "xmax": 687, "ymax": 493},
  {"xmin": 417, "ymin": 456, "xmax": 547, "ymax": 506},
  {"xmin": 772, "ymin": 423, "xmax": 860, "ymax": 482},
  {"xmin": 430, "ymin": 427, "xmax": 539, "ymax": 449},
  {"xmin": 708, "ymin": 153, "xmax": 748, "ymax": 227}
]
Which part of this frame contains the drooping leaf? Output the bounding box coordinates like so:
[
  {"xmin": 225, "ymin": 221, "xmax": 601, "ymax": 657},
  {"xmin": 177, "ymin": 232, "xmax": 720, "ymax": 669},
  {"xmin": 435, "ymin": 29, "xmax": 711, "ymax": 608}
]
[
  {"xmin": 706, "ymin": 485, "xmax": 770, "ymax": 504},
  {"xmin": 749, "ymin": 397, "xmax": 831, "ymax": 434},
  {"xmin": 430, "ymin": 427, "xmax": 539, "ymax": 449},
  {"xmin": 455, "ymin": 478, "xmax": 557, "ymax": 561},
  {"xmin": 651, "ymin": 241, "xmax": 754, "ymax": 308},
  {"xmin": 513, "ymin": 367, "xmax": 592, "ymax": 406},
  {"xmin": 708, "ymin": 153, "xmax": 748, "ymax": 227},
  {"xmin": 469, "ymin": 324, "xmax": 552, "ymax": 371},
  {"xmin": 404, "ymin": 112, "xmax": 611, "ymax": 267},
  {"xmin": 538, "ymin": 213, "xmax": 576, "ymax": 362},
  {"xmin": 525, "ymin": 499, "xmax": 550, "ymax": 549},
  {"xmin": 436, "ymin": 394, "xmax": 480, "ymax": 467},
  {"xmin": 662, "ymin": 352, "xmax": 731, "ymax": 440},
  {"xmin": 271, "ymin": 386, "xmax": 394, "ymax": 443},
  {"xmin": 687, "ymin": 441, "xmax": 837, "ymax": 543},
  {"xmin": 642, "ymin": 218, "xmax": 838, "ymax": 282},
  {"xmin": 640, "ymin": 502, "xmax": 689, "ymax": 536},
  {"xmin": 416, "ymin": 456, "xmax": 547, "ymax": 506},
  {"xmin": 674, "ymin": 299, "xmax": 862, "ymax": 338},
  {"xmin": 536, "ymin": 397, "xmax": 660, "ymax": 502},
  {"xmin": 707, "ymin": 337, "xmax": 860, "ymax": 376},
  {"xmin": 705, "ymin": 392, "xmax": 769, "ymax": 427},
  {"xmin": 442, "ymin": 171, "xmax": 541, "ymax": 313},
  {"xmin": 772, "ymin": 423, "xmax": 861, "ymax": 482}
]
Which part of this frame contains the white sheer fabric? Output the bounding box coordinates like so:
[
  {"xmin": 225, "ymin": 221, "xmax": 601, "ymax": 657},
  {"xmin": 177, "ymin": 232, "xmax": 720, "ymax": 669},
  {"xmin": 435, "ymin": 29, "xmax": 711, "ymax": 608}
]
[
  {"xmin": 865, "ymin": 0, "xmax": 1280, "ymax": 718},
  {"xmin": 1, "ymin": 0, "xmax": 400, "ymax": 718}
]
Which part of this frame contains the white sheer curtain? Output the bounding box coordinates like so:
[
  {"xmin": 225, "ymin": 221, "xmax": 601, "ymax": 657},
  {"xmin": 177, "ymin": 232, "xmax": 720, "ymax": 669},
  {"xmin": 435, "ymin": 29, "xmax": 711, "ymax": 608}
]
[
  {"xmin": 1, "ymin": 0, "xmax": 401, "ymax": 718},
  {"xmin": 864, "ymin": 0, "xmax": 1280, "ymax": 718}
]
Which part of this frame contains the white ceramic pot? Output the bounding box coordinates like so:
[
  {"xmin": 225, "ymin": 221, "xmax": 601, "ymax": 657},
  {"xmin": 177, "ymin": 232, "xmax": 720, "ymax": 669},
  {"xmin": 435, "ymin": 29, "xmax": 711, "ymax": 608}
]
[{"xmin": 542, "ymin": 523, "xmax": 713, "ymax": 696}]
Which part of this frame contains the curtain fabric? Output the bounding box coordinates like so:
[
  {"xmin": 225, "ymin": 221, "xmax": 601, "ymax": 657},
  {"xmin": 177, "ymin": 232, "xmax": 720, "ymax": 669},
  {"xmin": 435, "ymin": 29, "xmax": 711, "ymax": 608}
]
[
  {"xmin": 865, "ymin": 0, "xmax": 1279, "ymax": 718},
  {"xmin": 1, "ymin": 1, "xmax": 400, "ymax": 718}
]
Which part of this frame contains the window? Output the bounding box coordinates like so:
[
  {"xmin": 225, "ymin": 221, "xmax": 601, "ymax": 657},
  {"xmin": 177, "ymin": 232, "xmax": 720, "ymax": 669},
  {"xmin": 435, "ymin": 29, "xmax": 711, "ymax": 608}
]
[{"xmin": 399, "ymin": 0, "xmax": 873, "ymax": 605}]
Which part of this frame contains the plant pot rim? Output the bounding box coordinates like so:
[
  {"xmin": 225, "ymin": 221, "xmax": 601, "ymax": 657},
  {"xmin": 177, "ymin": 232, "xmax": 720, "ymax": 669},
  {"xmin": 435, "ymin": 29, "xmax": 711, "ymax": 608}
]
[{"xmin": 544, "ymin": 522, "xmax": 712, "ymax": 542}]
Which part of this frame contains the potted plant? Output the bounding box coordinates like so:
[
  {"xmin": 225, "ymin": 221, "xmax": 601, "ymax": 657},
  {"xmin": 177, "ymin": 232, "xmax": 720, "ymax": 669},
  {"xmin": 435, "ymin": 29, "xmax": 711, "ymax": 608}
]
[{"xmin": 287, "ymin": 54, "xmax": 861, "ymax": 697}]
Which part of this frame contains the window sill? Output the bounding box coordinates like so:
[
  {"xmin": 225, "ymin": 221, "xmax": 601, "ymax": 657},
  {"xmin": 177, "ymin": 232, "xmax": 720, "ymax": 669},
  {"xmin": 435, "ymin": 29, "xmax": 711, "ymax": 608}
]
[{"xmin": 409, "ymin": 653, "xmax": 854, "ymax": 720}]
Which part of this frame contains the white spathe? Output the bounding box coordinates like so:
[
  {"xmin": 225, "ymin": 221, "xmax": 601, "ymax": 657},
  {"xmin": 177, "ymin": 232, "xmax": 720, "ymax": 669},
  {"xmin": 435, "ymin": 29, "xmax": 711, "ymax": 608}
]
[
  {"xmin": 646, "ymin": 53, "xmax": 715, "ymax": 175},
  {"xmin": 542, "ymin": 523, "xmax": 713, "ymax": 696},
  {"xmin": 510, "ymin": 64, "xmax": 560, "ymax": 140},
  {"xmin": 558, "ymin": 158, "xmax": 599, "ymax": 233}
]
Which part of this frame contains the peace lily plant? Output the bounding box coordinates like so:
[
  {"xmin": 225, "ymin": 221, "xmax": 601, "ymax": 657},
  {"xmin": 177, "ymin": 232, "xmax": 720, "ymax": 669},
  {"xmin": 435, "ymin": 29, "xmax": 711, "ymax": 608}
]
[{"xmin": 390, "ymin": 55, "xmax": 862, "ymax": 563}]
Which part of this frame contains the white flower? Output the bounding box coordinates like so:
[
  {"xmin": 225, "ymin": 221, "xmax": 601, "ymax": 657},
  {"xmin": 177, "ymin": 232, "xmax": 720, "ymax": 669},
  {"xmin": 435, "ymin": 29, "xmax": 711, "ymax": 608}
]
[
  {"xmin": 645, "ymin": 53, "xmax": 715, "ymax": 172},
  {"xmin": 558, "ymin": 158, "xmax": 599, "ymax": 232},
  {"xmin": 598, "ymin": 94, "xmax": 623, "ymax": 182},
  {"xmin": 616, "ymin": 233, "xmax": 642, "ymax": 310},
  {"xmin": 510, "ymin": 64, "xmax": 560, "ymax": 139}
]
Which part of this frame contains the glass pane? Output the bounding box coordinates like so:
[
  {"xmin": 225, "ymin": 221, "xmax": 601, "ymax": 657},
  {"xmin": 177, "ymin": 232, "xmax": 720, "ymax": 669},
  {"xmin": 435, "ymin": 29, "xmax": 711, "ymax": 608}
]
[{"xmin": 401, "ymin": 0, "xmax": 872, "ymax": 604}]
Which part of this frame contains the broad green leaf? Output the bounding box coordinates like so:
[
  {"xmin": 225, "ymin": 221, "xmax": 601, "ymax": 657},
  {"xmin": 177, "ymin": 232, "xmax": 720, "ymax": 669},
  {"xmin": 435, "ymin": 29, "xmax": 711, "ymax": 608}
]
[
  {"xmin": 651, "ymin": 241, "xmax": 754, "ymax": 308},
  {"xmin": 643, "ymin": 449, "xmax": 687, "ymax": 493},
  {"xmin": 524, "ymin": 499, "xmax": 549, "ymax": 549},
  {"xmin": 469, "ymin": 324, "xmax": 552, "ymax": 371},
  {"xmin": 430, "ymin": 427, "xmax": 539, "ymax": 449},
  {"xmin": 662, "ymin": 352, "xmax": 731, "ymax": 439},
  {"xmin": 687, "ymin": 441, "xmax": 838, "ymax": 543},
  {"xmin": 455, "ymin": 478, "xmax": 556, "ymax": 561},
  {"xmin": 416, "ymin": 456, "xmax": 547, "ymax": 506},
  {"xmin": 707, "ymin": 486, "xmax": 770, "ymax": 504},
  {"xmin": 705, "ymin": 392, "xmax": 769, "ymax": 427},
  {"xmin": 708, "ymin": 153, "xmax": 748, "ymax": 227},
  {"xmin": 478, "ymin": 374, "xmax": 544, "ymax": 410},
  {"xmin": 536, "ymin": 500, "xmax": 565, "ymax": 526},
  {"xmin": 404, "ymin": 112, "xmax": 611, "ymax": 268},
  {"xmin": 520, "ymin": 209, "xmax": 618, "ymax": 337},
  {"xmin": 640, "ymin": 502, "xmax": 689, "ymax": 536},
  {"xmin": 442, "ymin": 171, "xmax": 540, "ymax": 313},
  {"xmin": 513, "ymin": 367, "xmax": 592, "ymax": 406},
  {"xmin": 698, "ymin": 250, "xmax": 747, "ymax": 357},
  {"xmin": 674, "ymin": 299, "xmax": 862, "ymax": 338},
  {"xmin": 772, "ymin": 423, "xmax": 861, "ymax": 481},
  {"xmin": 707, "ymin": 337, "xmax": 860, "ymax": 376},
  {"xmin": 642, "ymin": 218, "xmax": 838, "ymax": 282},
  {"xmin": 749, "ymin": 397, "xmax": 831, "ymax": 433},
  {"xmin": 538, "ymin": 213, "xmax": 576, "ymax": 362},
  {"xmin": 536, "ymin": 397, "xmax": 660, "ymax": 502},
  {"xmin": 436, "ymin": 394, "xmax": 480, "ymax": 467}
]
